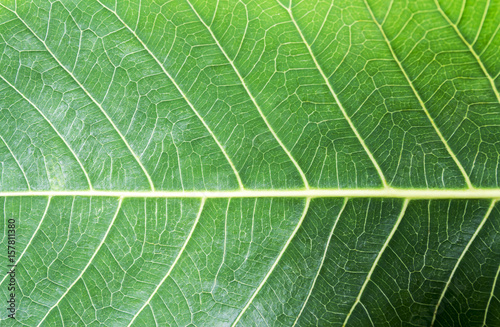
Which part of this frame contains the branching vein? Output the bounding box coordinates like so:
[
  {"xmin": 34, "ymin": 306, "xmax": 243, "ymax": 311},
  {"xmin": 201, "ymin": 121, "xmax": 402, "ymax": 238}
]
[
  {"xmin": 363, "ymin": 0, "xmax": 474, "ymax": 189},
  {"xmin": 1, "ymin": 4, "xmax": 155, "ymax": 191},
  {"xmin": 433, "ymin": 0, "xmax": 500, "ymax": 102},
  {"xmin": 0, "ymin": 73, "xmax": 92, "ymax": 190},
  {"xmin": 342, "ymin": 198, "xmax": 410, "ymax": 326},
  {"xmin": 36, "ymin": 197, "xmax": 123, "ymax": 326},
  {"xmin": 95, "ymin": 0, "xmax": 245, "ymax": 190},
  {"xmin": 185, "ymin": 0, "xmax": 310, "ymax": 189},
  {"xmin": 126, "ymin": 197, "xmax": 206, "ymax": 326},
  {"xmin": 431, "ymin": 199, "xmax": 497, "ymax": 326},
  {"xmin": 282, "ymin": 2, "xmax": 389, "ymax": 188},
  {"xmin": 231, "ymin": 198, "xmax": 311, "ymax": 326}
]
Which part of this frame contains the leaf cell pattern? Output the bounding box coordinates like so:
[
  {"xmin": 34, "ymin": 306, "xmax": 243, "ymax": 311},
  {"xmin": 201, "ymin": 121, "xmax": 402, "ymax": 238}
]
[{"xmin": 0, "ymin": 0, "xmax": 499, "ymax": 326}]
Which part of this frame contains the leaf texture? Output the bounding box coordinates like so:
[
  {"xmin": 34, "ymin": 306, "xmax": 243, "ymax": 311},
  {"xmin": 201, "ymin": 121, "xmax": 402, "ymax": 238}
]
[{"xmin": 0, "ymin": 0, "xmax": 499, "ymax": 326}]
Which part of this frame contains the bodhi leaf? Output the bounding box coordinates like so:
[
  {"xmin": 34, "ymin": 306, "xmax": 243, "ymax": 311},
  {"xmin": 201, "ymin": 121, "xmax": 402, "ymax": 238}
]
[{"xmin": 0, "ymin": 0, "xmax": 499, "ymax": 326}]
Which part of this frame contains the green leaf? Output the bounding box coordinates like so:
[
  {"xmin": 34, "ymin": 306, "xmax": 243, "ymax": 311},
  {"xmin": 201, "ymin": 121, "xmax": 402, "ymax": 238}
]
[{"xmin": 0, "ymin": 0, "xmax": 499, "ymax": 326}]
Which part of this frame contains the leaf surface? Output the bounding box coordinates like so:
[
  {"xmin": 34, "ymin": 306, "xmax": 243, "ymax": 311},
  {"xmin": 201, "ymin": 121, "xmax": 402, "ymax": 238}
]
[{"xmin": 0, "ymin": 0, "xmax": 499, "ymax": 326}]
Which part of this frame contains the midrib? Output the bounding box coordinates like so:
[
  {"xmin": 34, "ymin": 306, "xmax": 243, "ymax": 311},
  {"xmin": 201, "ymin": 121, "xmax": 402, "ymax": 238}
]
[{"xmin": 0, "ymin": 189, "xmax": 499, "ymax": 199}]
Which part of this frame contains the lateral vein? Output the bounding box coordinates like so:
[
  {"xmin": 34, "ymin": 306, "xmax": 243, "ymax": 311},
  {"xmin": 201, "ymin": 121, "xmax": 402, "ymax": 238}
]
[
  {"xmin": 126, "ymin": 197, "xmax": 206, "ymax": 326},
  {"xmin": 95, "ymin": 0, "xmax": 245, "ymax": 190},
  {"xmin": 484, "ymin": 264, "xmax": 500, "ymax": 326},
  {"xmin": 0, "ymin": 134, "xmax": 31, "ymax": 190},
  {"xmin": 0, "ymin": 74, "xmax": 92, "ymax": 190},
  {"xmin": 282, "ymin": 3, "xmax": 388, "ymax": 188},
  {"xmin": 363, "ymin": 0, "xmax": 474, "ymax": 189},
  {"xmin": 2, "ymin": 5, "xmax": 155, "ymax": 191},
  {"xmin": 36, "ymin": 197, "xmax": 124, "ymax": 327},
  {"xmin": 231, "ymin": 198, "xmax": 311, "ymax": 326},
  {"xmin": 342, "ymin": 198, "xmax": 410, "ymax": 326},
  {"xmin": 185, "ymin": 0, "xmax": 310, "ymax": 189},
  {"xmin": 433, "ymin": 0, "xmax": 500, "ymax": 103},
  {"xmin": 292, "ymin": 198, "xmax": 348, "ymax": 326},
  {"xmin": 0, "ymin": 197, "xmax": 51, "ymax": 285},
  {"xmin": 431, "ymin": 199, "xmax": 497, "ymax": 326}
]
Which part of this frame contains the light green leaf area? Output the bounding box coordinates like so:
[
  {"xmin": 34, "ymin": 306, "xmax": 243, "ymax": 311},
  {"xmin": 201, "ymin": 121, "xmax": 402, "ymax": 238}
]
[{"xmin": 0, "ymin": 0, "xmax": 499, "ymax": 326}]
